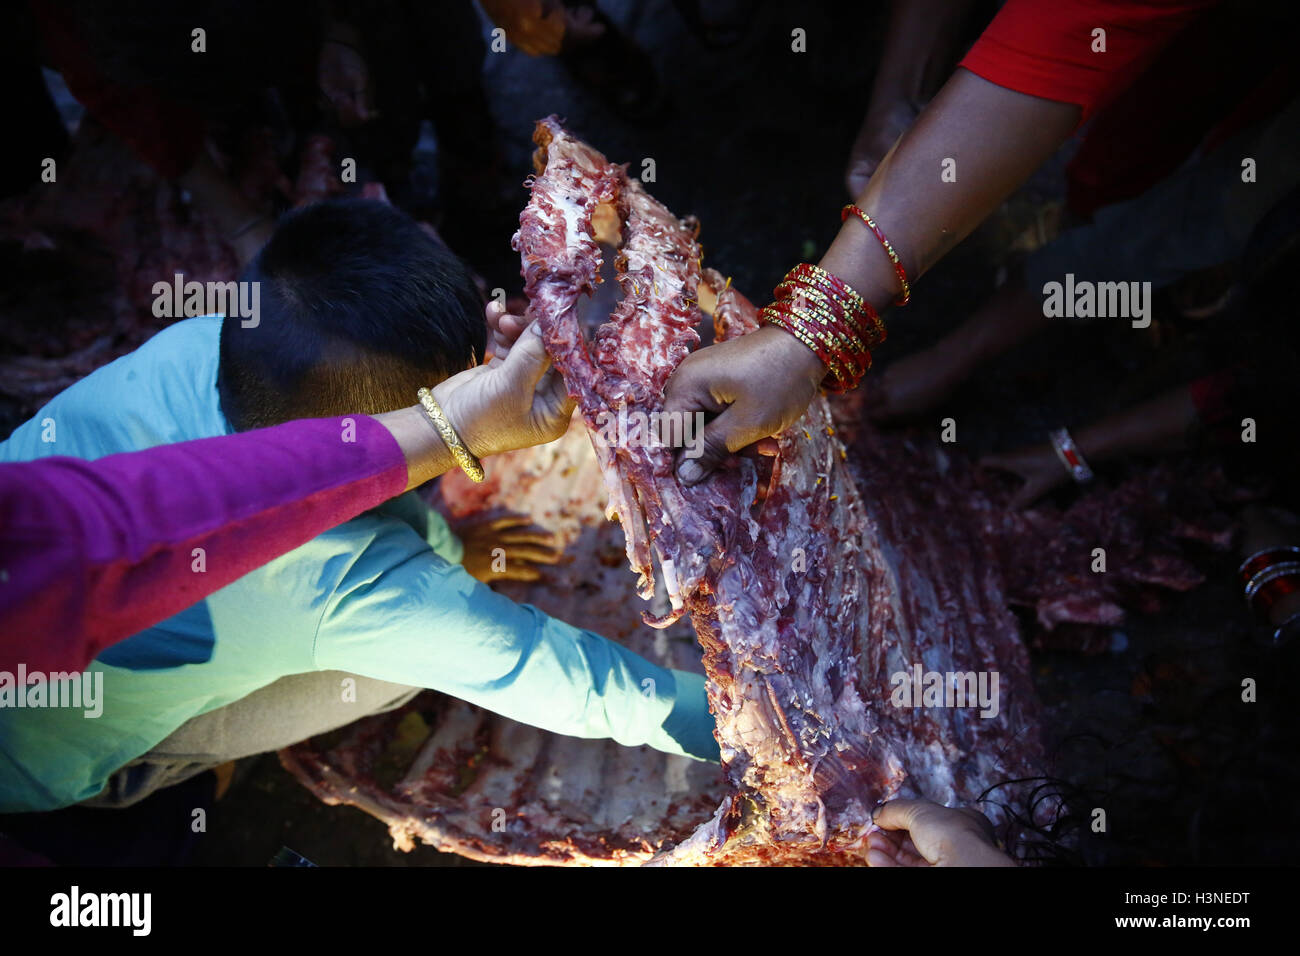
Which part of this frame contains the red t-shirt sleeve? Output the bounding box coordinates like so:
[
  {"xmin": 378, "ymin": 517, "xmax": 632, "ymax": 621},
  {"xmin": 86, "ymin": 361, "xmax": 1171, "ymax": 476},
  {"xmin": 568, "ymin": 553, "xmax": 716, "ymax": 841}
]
[{"xmin": 958, "ymin": 0, "xmax": 1221, "ymax": 123}]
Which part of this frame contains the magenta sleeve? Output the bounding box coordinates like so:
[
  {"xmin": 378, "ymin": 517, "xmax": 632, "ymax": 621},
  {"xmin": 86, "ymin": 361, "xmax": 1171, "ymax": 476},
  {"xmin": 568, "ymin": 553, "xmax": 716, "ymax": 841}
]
[{"xmin": 0, "ymin": 416, "xmax": 408, "ymax": 673}]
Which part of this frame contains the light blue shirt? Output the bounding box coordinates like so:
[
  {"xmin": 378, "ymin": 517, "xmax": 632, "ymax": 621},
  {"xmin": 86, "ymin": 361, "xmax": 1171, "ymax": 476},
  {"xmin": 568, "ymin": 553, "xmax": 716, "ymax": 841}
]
[{"xmin": 0, "ymin": 316, "xmax": 717, "ymax": 811}]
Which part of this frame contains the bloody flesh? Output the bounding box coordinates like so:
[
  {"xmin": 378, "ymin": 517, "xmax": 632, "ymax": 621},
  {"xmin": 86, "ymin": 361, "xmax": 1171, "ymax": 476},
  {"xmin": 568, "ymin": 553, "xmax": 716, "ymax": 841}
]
[{"xmin": 283, "ymin": 119, "xmax": 1053, "ymax": 864}]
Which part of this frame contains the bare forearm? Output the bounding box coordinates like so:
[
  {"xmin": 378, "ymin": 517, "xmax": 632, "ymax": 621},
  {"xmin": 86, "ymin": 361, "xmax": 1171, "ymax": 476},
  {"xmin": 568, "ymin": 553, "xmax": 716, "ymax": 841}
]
[
  {"xmin": 1077, "ymin": 385, "xmax": 1199, "ymax": 463},
  {"xmin": 824, "ymin": 69, "xmax": 1081, "ymax": 312},
  {"xmin": 663, "ymin": 67, "xmax": 1084, "ymax": 480},
  {"xmin": 371, "ymin": 406, "xmax": 454, "ymax": 491},
  {"xmin": 934, "ymin": 280, "xmax": 1047, "ymax": 370},
  {"xmin": 374, "ymin": 374, "xmax": 498, "ymax": 491}
]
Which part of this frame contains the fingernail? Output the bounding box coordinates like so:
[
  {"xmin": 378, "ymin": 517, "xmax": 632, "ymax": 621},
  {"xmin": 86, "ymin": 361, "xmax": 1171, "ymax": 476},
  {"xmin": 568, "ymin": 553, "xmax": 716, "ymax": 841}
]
[
  {"xmin": 529, "ymin": 322, "xmax": 543, "ymax": 336},
  {"xmin": 677, "ymin": 460, "xmax": 704, "ymax": 484}
]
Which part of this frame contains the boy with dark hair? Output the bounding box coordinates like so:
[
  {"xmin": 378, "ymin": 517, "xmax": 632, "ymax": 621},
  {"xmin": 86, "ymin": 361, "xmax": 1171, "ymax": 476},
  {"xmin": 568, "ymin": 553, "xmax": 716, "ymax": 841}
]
[
  {"xmin": 0, "ymin": 199, "xmax": 718, "ymax": 813},
  {"xmin": 219, "ymin": 200, "xmax": 487, "ymax": 429}
]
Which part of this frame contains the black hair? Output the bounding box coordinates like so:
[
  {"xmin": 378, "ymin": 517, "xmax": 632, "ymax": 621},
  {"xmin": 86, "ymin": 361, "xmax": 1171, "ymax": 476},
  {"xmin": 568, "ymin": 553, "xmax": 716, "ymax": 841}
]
[{"xmin": 218, "ymin": 198, "xmax": 484, "ymax": 431}]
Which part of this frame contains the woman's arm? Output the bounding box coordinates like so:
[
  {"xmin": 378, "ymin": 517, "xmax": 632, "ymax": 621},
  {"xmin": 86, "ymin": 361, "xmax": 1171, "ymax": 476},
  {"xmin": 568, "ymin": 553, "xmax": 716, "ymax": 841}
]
[
  {"xmin": 981, "ymin": 384, "xmax": 1200, "ymax": 509},
  {"xmin": 663, "ymin": 0, "xmax": 1219, "ymax": 483},
  {"xmin": 0, "ymin": 314, "xmax": 571, "ymax": 673},
  {"xmin": 664, "ymin": 68, "xmax": 1080, "ymax": 482}
]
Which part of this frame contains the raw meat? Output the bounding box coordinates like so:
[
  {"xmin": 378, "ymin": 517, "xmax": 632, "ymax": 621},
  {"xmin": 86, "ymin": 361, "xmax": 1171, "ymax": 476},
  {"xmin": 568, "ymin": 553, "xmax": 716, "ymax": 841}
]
[
  {"xmin": 0, "ymin": 109, "xmax": 1239, "ymax": 864},
  {"xmin": 284, "ymin": 119, "xmax": 1053, "ymax": 865},
  {"xmin": 516, "ymin": 118, "xmax": 1051, "ymax": 864},
  {"xmin": 830, "ymin": 396, "xmax": 1245, "ymax": 655},
  {"xmin": 281, "ymin": 417, "xmax": 730, "ymax": 865},
  {"xmin": 988, "ymin": 462, "xmax": 1239, "ymax": 639}
]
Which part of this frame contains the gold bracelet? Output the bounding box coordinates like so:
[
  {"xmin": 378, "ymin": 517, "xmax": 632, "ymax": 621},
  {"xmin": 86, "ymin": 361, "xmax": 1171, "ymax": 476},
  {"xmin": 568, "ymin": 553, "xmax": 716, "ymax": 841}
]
[{"xmin": 416, "ymin": 387, "xmax": 485, "ymax": 483}]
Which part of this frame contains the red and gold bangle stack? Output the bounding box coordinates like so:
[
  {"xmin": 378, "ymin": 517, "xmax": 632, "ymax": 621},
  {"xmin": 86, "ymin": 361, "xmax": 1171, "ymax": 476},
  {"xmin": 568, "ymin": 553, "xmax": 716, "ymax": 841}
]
[
  {"xmin": 841, "ymin": 204, "xmax": 910, "ymax": 306},
  {"xmin": 760, "ymin": 263, "xmax": 885, "ymax": 393}
]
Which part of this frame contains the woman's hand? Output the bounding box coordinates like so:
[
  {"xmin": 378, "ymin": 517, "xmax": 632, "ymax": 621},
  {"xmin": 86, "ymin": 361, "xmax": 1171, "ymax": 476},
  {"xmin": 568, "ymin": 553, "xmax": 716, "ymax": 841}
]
[
  {"xmin": 868, "ymin": 798, "xmax": 1014, "ymax": 867},
  {"xmin": 660, "ymin": 325, "xmax": 827, "ymax": 484},
  {"xmin": 436, "ymin": 306, "xmax": 575, "ymax": 460}
]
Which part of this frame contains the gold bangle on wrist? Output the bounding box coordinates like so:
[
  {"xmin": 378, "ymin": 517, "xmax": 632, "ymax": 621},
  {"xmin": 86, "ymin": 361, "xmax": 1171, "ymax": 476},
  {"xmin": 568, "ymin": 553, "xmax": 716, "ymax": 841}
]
[{"xmin": 416, "ymin": 386, "xmax": 485, "ymax": 483}]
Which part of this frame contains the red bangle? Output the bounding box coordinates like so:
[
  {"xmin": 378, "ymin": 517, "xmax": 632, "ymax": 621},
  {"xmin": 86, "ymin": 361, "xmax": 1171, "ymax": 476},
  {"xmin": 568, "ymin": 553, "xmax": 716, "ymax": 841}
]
[
  {"xmin": 761, "ymin": 304, "xmax": 856, "ymax": 391},
  {"xmin": 762, "ymin": 300, "xmax": 868, "ymax": 389},
  {"xmin": 842, "ymin": 204, "xmax": 911, "ymax": 306},
  {"xmin": 1238, "ymin": 546, "xmax": 1300, "ymax": 587},
  {"xmin": 761, "ymin": 263, "xmax": 879, "ymax": 392},
  {"xmin": 1239, "ymin": 546, "xmax": 1300, "ymax": 619},
  {"xmin": 776, "ymin": 270, "xmax": 886, "ymax": 348},
  {"xmin": 779, "ymin": 262, "xmax": 884, "ymax": 344}
]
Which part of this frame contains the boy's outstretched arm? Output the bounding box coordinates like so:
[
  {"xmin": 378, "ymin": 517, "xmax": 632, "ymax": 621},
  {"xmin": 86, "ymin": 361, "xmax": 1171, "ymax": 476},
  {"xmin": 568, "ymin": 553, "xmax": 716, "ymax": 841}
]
[{"xmin": 312, "ymin": 527, "xmax": 719, "ymax": 762}]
